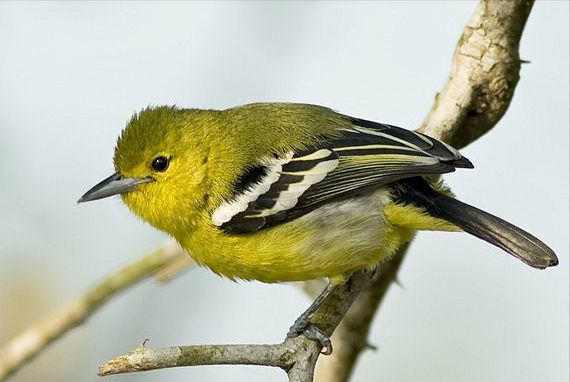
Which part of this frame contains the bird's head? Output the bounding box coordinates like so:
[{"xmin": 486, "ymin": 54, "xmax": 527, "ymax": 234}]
[{"xmin": 79, "ymin": 106, "xmax": 215, "ymax": 235}]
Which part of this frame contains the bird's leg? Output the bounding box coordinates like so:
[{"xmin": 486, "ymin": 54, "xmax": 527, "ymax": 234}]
[{"xmin": 286, "ymin": 280, "xmax": 341, "ymax": 355}]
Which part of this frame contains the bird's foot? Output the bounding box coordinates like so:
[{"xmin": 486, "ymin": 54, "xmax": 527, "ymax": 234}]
[{"xmin": 287, "ymin": 320, "xmax": 332, "ymax": 355}]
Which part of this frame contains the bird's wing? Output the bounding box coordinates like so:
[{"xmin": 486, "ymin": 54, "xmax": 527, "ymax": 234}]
[{"xmin": 212, "ymin": 118, "xmax": 473, "ymax": 233}]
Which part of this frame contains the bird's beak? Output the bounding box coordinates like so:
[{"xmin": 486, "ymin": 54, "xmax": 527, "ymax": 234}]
[{"xmin": 78, "ymin": 172, "xmax": 153, "ymax": 203}]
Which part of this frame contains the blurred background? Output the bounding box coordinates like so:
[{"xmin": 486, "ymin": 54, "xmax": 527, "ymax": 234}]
[{"xmin": 0, "ymin": 2, "xmax": 568, "ymax": 382}]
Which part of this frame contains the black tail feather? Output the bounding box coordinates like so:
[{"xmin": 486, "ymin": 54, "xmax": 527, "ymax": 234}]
[{"xmin": 396, "ymin": 178, "xmax": 558, "ymax": 269}]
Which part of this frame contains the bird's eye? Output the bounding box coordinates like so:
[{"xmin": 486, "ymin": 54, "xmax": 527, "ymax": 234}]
[{"xmin": 151, "ymin": 156, "xmax": 170, "ymax": 172}]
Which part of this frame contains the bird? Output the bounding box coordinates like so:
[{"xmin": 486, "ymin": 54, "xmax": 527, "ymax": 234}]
[{"xmin": 79, "ymin": 102, "xmax": 558, "ymax": 351}]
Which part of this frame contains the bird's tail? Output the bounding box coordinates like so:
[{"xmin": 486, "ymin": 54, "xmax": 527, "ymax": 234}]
[{"xmin": 395, "ymin": 178, "xmax": 558, "ymax": 269}]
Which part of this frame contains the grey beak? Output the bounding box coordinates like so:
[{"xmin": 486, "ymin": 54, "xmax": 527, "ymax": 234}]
[{"xmin": 78, "ymin": 172, "xmax": 153, "ymax": 203}]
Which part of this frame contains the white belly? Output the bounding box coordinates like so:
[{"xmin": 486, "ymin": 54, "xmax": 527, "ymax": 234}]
[{"xmin": 294, "ymin": 188, "xmax": 395, "ymax": 274}]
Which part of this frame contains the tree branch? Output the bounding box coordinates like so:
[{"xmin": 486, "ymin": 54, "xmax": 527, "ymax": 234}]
[
  {"xmin": 314, "ymin": 244, "xmax": 408, "ymax": 382},
  {"xmin": 0, "ymin": 1, "xmax": 536, "ymax": 381},
  {"xmin": 314, "ymin": 1, "xmax": 535, "ymax": 380},
  {"xmin": 98, "ymin": 270, "xmax": 375, "ymax": 381},
  {"xmin": 0, "ymin": 242, "xmax": 187, "ymax": 381},
  {"xmin": 98, "ymin": 341, "xmax": 294, "ymax": 375},
  {"xmin": 418, "ymin": 0, "xmax": 534, "ymax": 149}
]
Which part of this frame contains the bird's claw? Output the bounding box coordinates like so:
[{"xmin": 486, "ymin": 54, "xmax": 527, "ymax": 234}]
[{"xmin": 287, "ymin": 321, "xmax": 333, "ymax": 355}]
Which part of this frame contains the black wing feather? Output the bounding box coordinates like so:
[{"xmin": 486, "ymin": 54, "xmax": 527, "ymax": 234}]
[{"xmin": 216, "ymin": 118, "xmax": 473, "ymax": 233}]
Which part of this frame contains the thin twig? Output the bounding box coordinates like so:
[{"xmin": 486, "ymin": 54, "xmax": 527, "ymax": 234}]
[
  {"xmin": 0, "ymin": 242, "xmax": 185, "ymax": 381},
  {"xmin": 98, "ymin": 341, "xmax": 295, "ymax": 375}
]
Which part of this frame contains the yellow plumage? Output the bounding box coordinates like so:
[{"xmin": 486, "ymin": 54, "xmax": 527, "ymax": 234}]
[{"xmin": 79, "ymin": 102, "xmax": 558, "ymax": 286}]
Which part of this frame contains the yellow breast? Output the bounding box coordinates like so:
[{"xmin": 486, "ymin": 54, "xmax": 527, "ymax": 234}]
[{"xmin": 180, "ymin": 189, "xmax": 416, "ymax": 282}]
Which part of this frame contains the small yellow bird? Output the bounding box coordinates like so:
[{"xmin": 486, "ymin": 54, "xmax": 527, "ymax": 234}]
[{"xmin": 79, "ymin": 103, "xmax": 558, "ymax": 348}]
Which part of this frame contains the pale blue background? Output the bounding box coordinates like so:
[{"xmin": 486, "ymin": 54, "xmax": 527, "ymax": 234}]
[{"xmin": 0, "ymin": 2, "xmax": 568, "ymax": 382}]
